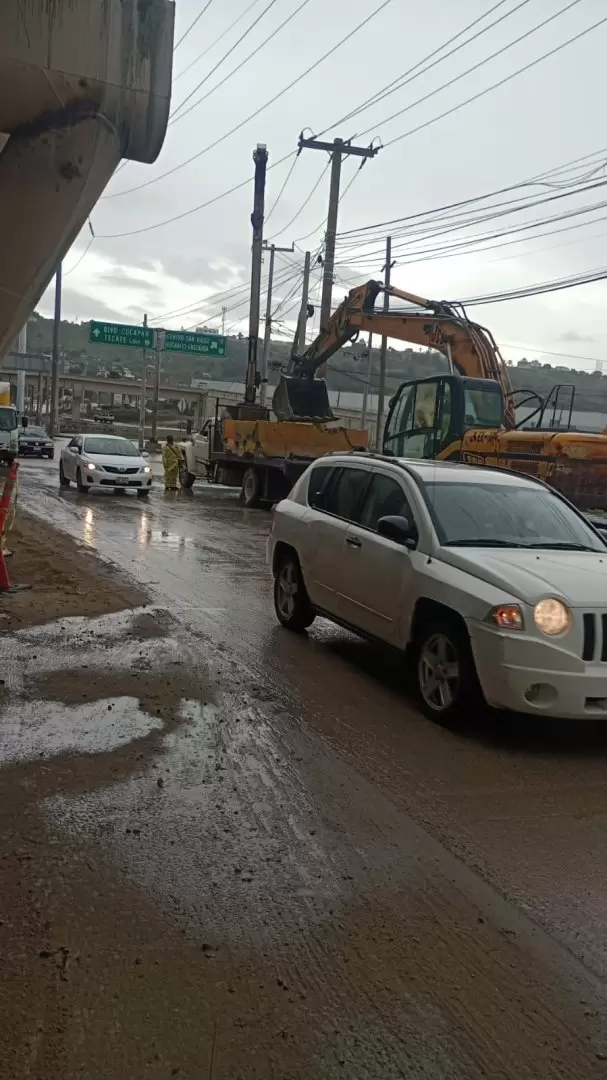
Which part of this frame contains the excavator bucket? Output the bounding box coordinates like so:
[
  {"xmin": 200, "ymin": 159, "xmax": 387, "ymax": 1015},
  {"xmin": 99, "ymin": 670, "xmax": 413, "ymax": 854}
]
[{"xmin": 272, "ymin": 376, "xmax": 334, "ymax": 422}]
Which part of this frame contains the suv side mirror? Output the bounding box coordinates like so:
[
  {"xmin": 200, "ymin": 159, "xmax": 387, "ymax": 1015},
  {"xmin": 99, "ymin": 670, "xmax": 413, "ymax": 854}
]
[{"xmin": 377, "ymin": 515, "xmax": 418, "ymax": 549}]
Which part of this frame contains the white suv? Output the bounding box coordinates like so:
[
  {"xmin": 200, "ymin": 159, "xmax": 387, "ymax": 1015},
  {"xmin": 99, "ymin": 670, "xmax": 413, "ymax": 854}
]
[{"xmin": 268, "ymin": 454, "xmax": 607, "ymax": 724}]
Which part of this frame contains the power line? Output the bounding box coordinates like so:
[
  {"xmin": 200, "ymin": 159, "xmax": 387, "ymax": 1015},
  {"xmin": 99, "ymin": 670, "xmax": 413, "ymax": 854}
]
[
  {"xmin": 384, "ymin": 13, "xmax": 607, "ymax": 149},
  {"xmin": 315, "ymin": 0, "xmax": 529, "ymax": 138},
  {"xmin": 334, "ymin": 177, "xmax": 607, "ymax": 265},
  {"xmin": 267, "ymin": 159, "xmax": 330, "ymax": 240},
  {"xmin": 265, "ymin": 155, "xmax": 300, "ymax": 223},
  {"xmin": 104, "ymin": 0, "xmax": 393, "ymax": 201},
  {"xmin": 335, "ymin": 146, "xmax": 607, "ymax": 240},
  {"xmin": 355, "ymin": 0, "xmax": 583, "ymax": 140},
  {"xmin": 170, "ymin": 0, "xmax": 302, "ymax": 126},
  {"xmin": 173, "ymin": 0, "xmax": 216, "ymax": 52},
  {"xmin": 97, "ymin": 153, "xmax": 294, "ymax": 237},
  {"xmin": 459, "ymin": 263, "xmax": 607, "ymax": 306},
  {"xmin": 174, "ymin": 0, "xmax": 263, "ymax": 82}
]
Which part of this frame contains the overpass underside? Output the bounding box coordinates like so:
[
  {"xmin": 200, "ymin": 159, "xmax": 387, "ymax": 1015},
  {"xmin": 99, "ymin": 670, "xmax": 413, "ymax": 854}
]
[{"xmin": 0, "ymin": 0, "xmax": 174, "ymax": 361}]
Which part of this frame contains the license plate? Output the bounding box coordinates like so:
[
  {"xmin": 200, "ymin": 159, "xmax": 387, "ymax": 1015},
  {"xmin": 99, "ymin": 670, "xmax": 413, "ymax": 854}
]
[{"xmin": 115, "ymin": 477, "xmax": 128, "ymax": 485}]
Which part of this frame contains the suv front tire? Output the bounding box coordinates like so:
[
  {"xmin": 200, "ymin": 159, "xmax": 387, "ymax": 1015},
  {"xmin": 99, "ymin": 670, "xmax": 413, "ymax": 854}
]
[{"xmin": 274, "ymin": 551, "xmax": 315, "ymax": 632}]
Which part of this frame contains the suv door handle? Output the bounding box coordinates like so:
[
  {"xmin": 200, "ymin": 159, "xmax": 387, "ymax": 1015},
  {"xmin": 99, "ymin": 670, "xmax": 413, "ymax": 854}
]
[{"xmin": 346, "ymin": 537, "xmax": 362, "ymax": 548}]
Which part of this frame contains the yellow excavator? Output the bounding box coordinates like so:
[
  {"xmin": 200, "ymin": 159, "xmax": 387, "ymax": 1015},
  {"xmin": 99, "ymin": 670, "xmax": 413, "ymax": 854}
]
[{"xmin": 273, "ymin": 279, "xmax": 607, "ymax": 513}]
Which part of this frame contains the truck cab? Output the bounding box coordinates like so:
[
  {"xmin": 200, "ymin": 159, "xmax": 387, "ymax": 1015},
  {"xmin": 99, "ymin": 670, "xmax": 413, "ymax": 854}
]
[{"xmin": 0, "ymin": 383, "xmax": 18, "ymax": 461}]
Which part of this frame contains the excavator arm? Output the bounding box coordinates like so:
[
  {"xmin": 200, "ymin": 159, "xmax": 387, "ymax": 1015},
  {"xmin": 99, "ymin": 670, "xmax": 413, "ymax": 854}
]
[{"xmin": 273, "ymin": 279, "xmax": 515, "ymax": 425}]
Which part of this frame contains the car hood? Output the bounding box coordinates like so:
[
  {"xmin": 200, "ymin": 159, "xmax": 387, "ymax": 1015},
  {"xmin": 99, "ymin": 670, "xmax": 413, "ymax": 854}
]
[
  {"xmin": 85, "ymin": 453, "xmax": 146, "ymax": 469},
  {"xmin": 439, "ymin": 547, "xmax": 607, "ymax": 606}
]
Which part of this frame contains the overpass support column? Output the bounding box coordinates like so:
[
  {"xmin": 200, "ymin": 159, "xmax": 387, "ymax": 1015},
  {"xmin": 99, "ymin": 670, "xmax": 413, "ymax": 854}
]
[{"xmin": 0, "ymin": 116, "xmax": 121, "ymax": 359}]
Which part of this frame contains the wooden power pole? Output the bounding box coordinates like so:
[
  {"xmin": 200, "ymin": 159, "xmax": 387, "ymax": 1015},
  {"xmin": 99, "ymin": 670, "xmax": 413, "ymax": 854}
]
[
  {"xmin": 298, "ymin": 135, "xmax": 379, "ymax": 331},
  {"xmin": 260, "ymin": 240, "xmax": 294, "ymax": 406},
  {"xmin": 375, "ymin": 236, "xmax": 394, "ymax": 448},
  {"xmin": 245, "ymin": 144, "xmax": 268, "ymax": 406}
]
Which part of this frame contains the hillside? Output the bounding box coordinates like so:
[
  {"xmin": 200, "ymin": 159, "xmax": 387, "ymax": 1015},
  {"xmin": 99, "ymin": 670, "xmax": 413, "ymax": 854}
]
[{"xmin": 17, "ymin": 311, "xmax": 607, "ymax": 415}]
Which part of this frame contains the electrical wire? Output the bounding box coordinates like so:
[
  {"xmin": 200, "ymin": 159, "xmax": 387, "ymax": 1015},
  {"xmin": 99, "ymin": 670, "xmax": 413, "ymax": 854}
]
[
  {"xmin": 354, "ymin": 0, "xmax": 584, "ymax": 141},
  {"xmin": 173, "ymin": 0, "xmax": 216, "ymax": 53},
  {"xmin": 170, "ymin": 0, "xmax": 312, "ymax": 127},
  {"xmin": 267, "ymin": 159, "xmax": 330, "ymax": 241},
  {"xmin": 97, "ymin": 153, "xmax": 294, "ymax": 237},
  {"xmin": 265, "ymin": 155, "xmax": 300, "ymax": 224},
  {"xmin": 63, "ymin": 220, "xmax": 96, "ymax": 277},
  {"xmin": 174, "ymin": 0, "xmax": 263, "ymax": 82},
  {"xmin": 336, "ymin": 146, "xmax": 607, "ymax": 240},
  {"xmin": 459, "ymin": 263, "xmax": 607, "ymax": 305},
  {"xmin": 333, "ymin": 177, "xmax": 607, "ymax": 265},
  {"xmin": 104, "ymin": 0, "xmax": 393, "ymax": 201},
  {"xmin": 314, "ymin": 0, "xmax": 529, "ymax": 138},
  {"xmin": 384, "ymin": 13, "xmax": 607, "ymax": 149}
]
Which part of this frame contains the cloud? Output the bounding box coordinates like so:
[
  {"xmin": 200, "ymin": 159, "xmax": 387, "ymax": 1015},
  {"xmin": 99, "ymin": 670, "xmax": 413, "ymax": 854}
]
[{"xmin": 559, "ymin": 330, "xmax": 596, "ymax": 344}]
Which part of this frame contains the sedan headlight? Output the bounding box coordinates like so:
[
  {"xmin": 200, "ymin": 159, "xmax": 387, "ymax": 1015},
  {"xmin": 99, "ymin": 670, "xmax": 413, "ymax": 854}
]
[
  {"xmin": 533, "ymin": 598, "xmax": 571, "ymax": 636},
  {"xmin": 143, "ymin": 465, "xmax": 152, "ymax": 474},
  {"xmin": 82, "ymin": 461, "xmax": 97, "ymax": 471}
]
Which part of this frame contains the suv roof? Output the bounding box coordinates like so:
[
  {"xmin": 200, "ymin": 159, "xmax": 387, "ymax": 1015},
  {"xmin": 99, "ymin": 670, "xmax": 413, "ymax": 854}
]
[{"xmin": 318, "ymin": 452, "xmax": 546, "ymax": 489}]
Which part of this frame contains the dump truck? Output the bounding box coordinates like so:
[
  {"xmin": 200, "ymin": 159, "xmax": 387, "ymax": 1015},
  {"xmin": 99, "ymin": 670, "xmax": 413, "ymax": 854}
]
[
  {"xmin": 0, "ymin": 382, "xmax": 18, "ymax": 461},
  {"xmin": 180, "ymin": 398, "xmax": 368, "ymax": 507},
  {"xmin": 273, "ymin": 280, "xmax": 607, "ymax": 513}
]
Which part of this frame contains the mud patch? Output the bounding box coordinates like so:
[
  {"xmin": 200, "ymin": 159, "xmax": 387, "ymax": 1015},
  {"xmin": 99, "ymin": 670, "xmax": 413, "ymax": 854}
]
[
  {"xmin": 30, "ymin": 668, "xmax": 212, "ymax": 725},
  {"xmin": 127, "ymin": 609, "xmax": 173, "ymax": 641},
  {"xmin": 0, "ymin": 511, "xmax": 147, "ymax": 632}
]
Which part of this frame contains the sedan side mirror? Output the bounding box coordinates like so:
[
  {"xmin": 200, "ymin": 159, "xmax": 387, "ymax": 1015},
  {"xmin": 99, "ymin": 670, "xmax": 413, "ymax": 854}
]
[
  {"xmin": 377, "ymin": 515, "xmax": 418, "ymax": 549},
  {"xmin": 142, "ymin": 451, "xmax": 150, "ymax": 459}
]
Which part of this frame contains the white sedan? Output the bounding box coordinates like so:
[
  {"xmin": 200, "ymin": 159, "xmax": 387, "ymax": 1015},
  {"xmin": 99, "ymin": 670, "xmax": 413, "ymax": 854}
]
[
  {"xmin": 268, "ymin": 454, "xmax": 607, "ymax": 724},
  {"xmin": 59, "ymin": 434, "xmax": 153, "ymax": 497}
]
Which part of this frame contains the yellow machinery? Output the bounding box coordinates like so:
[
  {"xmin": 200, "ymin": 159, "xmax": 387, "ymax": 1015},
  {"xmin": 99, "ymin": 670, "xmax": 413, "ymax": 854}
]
[{"xmin": 274, "ymin": 280, "xmax": 607, "ymax": 512}]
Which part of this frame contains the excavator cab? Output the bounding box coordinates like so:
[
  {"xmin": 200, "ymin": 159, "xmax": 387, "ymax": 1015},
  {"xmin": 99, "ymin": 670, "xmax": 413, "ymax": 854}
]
[
  {"xmin": 383, "ymin": 374, "xmax": 505, "ymax": 460},
  {"xmin": 272, "ymin": 375, "xmax": 334, "ymax": 422}
]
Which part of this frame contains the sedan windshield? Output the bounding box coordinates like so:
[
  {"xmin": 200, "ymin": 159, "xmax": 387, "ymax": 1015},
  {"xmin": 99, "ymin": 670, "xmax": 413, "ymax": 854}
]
[
  {"xmin": 83, "ymin": 437, "xmax": 138, "ymax": 457},
  {"xmin": 0, "ymin": 407, "xmax": 16, "ymax": 432},
  {"xmin": 21, "ymin": 427, "xmax": 46, "ymax": 438},
  {"xmin": 424, "ymin": 480, "xmax": 606, "ymax": 551}
]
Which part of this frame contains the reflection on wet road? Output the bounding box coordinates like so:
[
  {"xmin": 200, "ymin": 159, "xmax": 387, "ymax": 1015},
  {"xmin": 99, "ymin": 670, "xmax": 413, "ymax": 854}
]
[{"xmin": 5, "ymin": 456, "xmax": 607, "ymax": 1078}]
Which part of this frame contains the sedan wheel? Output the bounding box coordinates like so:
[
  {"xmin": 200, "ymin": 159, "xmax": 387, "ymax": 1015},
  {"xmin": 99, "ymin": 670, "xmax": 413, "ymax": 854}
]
[
  {"xmin": 76, "ymin": 468, "xmax": 89, "ymax": 494},
  {"xmin": 415, "ymin": 620, "xmax": 482, "ymax": 725},
  {"xmin": 274, "ymin": 554, "xmax": 315, "ymax": 632}
]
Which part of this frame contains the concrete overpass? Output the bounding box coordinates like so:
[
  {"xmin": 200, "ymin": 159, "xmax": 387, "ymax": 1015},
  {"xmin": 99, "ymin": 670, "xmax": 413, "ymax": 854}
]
[{"xmin": 0, "ymin": 0, "xmax": 174, "ymax": 359}]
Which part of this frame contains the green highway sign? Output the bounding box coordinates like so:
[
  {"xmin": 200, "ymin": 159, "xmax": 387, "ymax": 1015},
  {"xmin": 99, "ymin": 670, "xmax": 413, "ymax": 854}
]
[
  {"xmin": 89, "ymin": 321, "xmax": 154, "ymax": 349},
  {"xmin": 164, "ymin": 329, "xmax": 227, "ymax": 356}
]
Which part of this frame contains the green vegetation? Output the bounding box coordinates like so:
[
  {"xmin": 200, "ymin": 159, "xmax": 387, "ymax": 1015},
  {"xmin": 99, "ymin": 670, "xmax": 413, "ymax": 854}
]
[{"xmin": 24, "ymin": 311, "xmax": 607, "ymax": 414}]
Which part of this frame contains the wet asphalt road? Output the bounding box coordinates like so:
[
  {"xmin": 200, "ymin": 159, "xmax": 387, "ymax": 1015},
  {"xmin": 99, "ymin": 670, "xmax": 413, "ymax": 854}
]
[{"xmin": 5, "ymin": 455, "xmax": 607, "ymax": 1078}]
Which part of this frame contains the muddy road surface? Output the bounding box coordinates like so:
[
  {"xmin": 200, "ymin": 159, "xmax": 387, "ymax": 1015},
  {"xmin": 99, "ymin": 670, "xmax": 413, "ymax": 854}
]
[{"xmin": 1, "ymin": 457, "xmax": 607, "ymax": 1079}]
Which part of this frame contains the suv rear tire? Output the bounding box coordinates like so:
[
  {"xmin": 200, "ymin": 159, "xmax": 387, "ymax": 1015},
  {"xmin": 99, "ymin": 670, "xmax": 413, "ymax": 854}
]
[
  {"xmin": 414, "ymin": 616, "xmax": 482, "ymax": 726},
  {"xmin": 274, "ymin": 552, "xmax": 315, "ymax": 632}
]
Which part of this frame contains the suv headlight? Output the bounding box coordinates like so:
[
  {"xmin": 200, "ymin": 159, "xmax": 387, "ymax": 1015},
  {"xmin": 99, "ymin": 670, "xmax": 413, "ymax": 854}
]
[
  {"xmin": 534, "ymin": 598, "xmax": 571, "ymax": 636},
  {"xmin": 487, "ymin": 604, "xmax": 524, "ymax": 630}
]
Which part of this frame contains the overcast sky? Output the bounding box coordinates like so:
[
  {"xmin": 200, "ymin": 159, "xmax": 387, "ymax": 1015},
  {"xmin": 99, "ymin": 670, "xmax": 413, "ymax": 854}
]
[{"xmin": 38, "ymin": 0, "xmax": 607, "ymax": 371}]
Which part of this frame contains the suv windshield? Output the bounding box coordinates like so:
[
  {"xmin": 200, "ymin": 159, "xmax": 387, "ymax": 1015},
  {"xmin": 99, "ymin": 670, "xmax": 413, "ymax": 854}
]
[
  {"xmin": 0, "ymin": 407, "xmax": 16, "ymax": 433},
  {"xmin": 425, "ymin": 480, "xmax": 605, "ymax": 551},
  {"xmin": 83, "ymin": 437, "xmax": 138, "ymax": 457}
]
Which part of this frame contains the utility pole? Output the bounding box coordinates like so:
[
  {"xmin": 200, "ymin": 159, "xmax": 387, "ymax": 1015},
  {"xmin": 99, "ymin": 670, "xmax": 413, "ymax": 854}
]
[
  {"xmin": 15, "ymin": 323, "xmax": 27, "ymax": 418},
  {"xmin": 139, "ymin": 314, "xmax": 148, "ymax": 451},
  {"xmin": 291, "ymin": 250, "xmax": 311, "ymax": 366},
  {"xmin": 150, "ymin": 328, "xmax": 165, "ymax": 445},
  {"xmin": 260, "ymin": 240, "xmax": 294, "ymax": 406},
  {"xmin": 49, "ymin": 262, "xmax": 62, "ymax": 437},
  {"xmin": 361, "ymin": 332, "xmax": 373, "ymax": 429},
  {"xmin": 245, "ymin": 143, "xmax": 268, "ymax": 406},
  {"xmin": 375, "ymin": 236, "xmax": 394, "ymax": 449},
  {"xmin": 221, "ymin": 306, "xmax": 227, "ymax": 336},
  {"xmin": 298, "ymin": 135, "xmax": 379, "ymax": 332}
]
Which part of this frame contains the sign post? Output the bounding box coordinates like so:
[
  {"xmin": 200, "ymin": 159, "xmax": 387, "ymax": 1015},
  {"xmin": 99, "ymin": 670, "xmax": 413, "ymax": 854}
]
[{"xmin": 139, "ymin": 315, "xmax": 149, "ymax": 451}]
